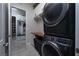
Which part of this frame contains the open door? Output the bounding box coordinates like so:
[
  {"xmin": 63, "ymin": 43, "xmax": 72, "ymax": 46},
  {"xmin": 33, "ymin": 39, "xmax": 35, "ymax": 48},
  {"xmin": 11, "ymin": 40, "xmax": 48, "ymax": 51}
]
[{"xmin": 0, "ymin": 3, "xmax": 9, "ymax": 56}]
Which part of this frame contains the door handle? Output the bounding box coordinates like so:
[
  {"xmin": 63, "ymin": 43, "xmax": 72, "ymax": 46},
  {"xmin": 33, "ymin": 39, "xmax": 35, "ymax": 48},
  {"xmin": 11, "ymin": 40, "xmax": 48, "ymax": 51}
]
[
  {"xmin": 0, "ymin": 40, "xmax": 8, "ymax": 46},
  {"xmin": 0, "ymin": 39, "xmax": 4, "ymax": 46},
  {"xmin": 3, "ymin": 43, "xmax": 8, "ymax": 47}
]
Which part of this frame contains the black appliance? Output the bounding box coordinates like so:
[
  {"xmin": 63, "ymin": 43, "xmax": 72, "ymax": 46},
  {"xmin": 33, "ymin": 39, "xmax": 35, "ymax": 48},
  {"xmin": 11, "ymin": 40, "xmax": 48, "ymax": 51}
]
[
  {"xmin": 41, "ymin": 35, "xmax": 73, "ymax": 56},
  {"xmin": 43, "ymin": 3, "xmax": 75, "ymax": 39},
  {"xmin": 34, "ymin": 38, "xmax": 43, "ymax": 55},
  {"xmin": 42, "ymin": 3, "xmax": 75, "ymax": 56}
]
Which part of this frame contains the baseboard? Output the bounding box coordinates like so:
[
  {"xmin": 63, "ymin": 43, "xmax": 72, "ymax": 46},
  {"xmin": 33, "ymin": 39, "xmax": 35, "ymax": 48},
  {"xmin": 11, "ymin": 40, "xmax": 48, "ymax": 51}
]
[{"xmin": 76, "ymin": 48, "xmax": 79, "ymax": 53}]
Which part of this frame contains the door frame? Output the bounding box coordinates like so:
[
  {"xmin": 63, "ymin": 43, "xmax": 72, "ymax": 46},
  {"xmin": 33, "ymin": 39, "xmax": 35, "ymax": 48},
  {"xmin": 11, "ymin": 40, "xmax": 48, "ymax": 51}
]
[
  {"xmin": 8, "ymin": 3, "xmax": 12, "ymax": 56},
  {"xmin": 8, "ymin": 4, "xmax": 26, "ymax": 56}
]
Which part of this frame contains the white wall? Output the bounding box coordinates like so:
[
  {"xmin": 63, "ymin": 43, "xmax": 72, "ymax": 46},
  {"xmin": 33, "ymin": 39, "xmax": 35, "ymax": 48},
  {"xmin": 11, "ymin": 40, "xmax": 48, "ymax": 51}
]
[
  {"xmin": 11, "ymin": 3, "xmax": 44, "ymax": 45},
  {"xmin": 76, "ymin": 4, "xmax": 79, "ymax": 49},
  {"xmin": 34, "ymin": 3, "xmax": 45, "ymax": 15},
  {"xmin": 33, "ymin": 3, "xmax": 45, "ymax": 33}
]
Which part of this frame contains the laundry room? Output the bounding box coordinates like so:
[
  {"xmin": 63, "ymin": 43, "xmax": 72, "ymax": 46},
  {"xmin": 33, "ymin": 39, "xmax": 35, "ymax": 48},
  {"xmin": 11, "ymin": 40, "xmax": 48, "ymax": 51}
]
[
  {"xmin": 10, "ymin": 3, "xmax": 75, "ymax": 56},
  {"xmin": 0, "ymin": 3, "xmax": 75, "ymax": 56}
]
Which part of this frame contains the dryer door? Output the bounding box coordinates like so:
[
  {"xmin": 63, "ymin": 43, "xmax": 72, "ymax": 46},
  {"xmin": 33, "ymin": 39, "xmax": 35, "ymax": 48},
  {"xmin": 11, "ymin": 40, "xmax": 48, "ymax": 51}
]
[
  {"xmin": 41, "ymin": 41, "xmax": 62, "ymax": 56},
  {"xmin": 43, "ymin": 3, "xmax": 69, "ymax": 27}
]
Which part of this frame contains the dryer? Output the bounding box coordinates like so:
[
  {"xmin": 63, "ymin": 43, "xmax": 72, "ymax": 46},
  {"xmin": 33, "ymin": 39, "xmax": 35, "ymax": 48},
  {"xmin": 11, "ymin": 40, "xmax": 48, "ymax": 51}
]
[{"xmin": 43, "ymin": 3, "xmax": 75, "ymax": 39}]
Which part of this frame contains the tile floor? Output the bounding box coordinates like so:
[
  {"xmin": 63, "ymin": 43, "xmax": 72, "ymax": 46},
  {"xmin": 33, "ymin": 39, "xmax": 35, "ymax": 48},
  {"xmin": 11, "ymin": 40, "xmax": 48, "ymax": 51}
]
[
  {"xmin": 10, "ymin": 38, "xmax": 39, "ymax": 56},
  {"xmin": 10, "ymin": 39, "xmax": 26, "ymax": 53},
  {"xmin": 76, "ymin": 53, "xmax": 79, "ymax": 56},
  {"xmin": 75, "ymin": 49, "xmax": 79, "ymax": 56}
]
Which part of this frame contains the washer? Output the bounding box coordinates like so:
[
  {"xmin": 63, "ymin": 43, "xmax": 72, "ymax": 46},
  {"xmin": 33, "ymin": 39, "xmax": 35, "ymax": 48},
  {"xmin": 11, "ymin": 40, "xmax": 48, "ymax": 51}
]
[{"xmin": 41, "ymin": 35, "xmax": 73, "ymax": 56}]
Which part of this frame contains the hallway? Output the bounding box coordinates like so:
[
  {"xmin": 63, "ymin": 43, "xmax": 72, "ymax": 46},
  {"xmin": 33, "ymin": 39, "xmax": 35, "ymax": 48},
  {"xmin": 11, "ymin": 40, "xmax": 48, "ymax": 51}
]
[{"xmin": 10, "ymin": 39, "xmax": 39, "ymax": 56}]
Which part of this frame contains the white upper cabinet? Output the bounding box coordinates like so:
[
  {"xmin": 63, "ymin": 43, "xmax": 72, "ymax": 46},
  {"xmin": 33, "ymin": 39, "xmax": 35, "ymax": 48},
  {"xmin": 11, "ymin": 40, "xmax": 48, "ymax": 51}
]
[{"xmin": 34, "ymin": 3, "xmax": 45, "ymax": 16}]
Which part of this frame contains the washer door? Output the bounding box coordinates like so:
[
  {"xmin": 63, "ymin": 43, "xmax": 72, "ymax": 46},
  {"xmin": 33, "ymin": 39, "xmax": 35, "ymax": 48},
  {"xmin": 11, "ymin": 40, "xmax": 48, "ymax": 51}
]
[
  {"xmin": 43, "ymin": 3, "xmax": 69, "ymax": 27},
  {"xmin": 41, "ymin": 41, "xmax": 62, "ymax": 56}
]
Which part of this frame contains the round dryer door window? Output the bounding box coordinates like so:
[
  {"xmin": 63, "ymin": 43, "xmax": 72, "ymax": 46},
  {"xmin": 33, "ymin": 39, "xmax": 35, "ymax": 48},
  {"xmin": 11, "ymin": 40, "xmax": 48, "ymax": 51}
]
[{"xmin": 43, "ymin": 3, "xmax": 69, "ymax": 27}]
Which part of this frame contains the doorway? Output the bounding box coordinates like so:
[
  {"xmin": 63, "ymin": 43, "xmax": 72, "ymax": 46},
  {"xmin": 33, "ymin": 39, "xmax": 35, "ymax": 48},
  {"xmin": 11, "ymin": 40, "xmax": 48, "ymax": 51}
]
[{"xmin": 10, "ymin": 6, "xmax": 26, "ymax": 55}]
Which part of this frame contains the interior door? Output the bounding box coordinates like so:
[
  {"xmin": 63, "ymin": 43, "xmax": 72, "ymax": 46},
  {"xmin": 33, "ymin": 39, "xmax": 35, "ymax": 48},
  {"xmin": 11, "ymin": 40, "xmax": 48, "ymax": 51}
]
[{"xmin": 0, "ymin": 3, "xmax": 9, "ymax": 56}]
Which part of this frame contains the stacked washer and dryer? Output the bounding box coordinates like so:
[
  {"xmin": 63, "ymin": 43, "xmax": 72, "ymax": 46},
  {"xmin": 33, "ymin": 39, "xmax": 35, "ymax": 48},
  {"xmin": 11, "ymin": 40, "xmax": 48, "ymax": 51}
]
[{"xmin": 41, "ymin": 3, "xmax": 75, "ymax": 56}]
